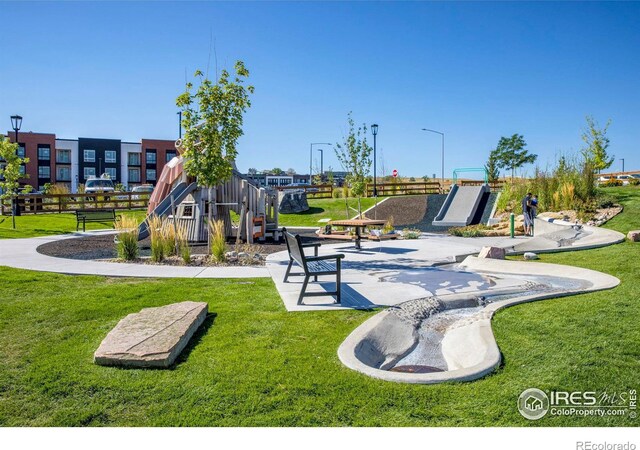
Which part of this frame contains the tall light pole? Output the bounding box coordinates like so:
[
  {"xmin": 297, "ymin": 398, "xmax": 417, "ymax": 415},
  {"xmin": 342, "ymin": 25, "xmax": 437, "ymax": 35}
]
[
  {"xmin": 371, "ymin": 124, "xmax": 378, "ymax": 197},
  {"xmin": 421, "ymin": 128, "xmax": 445, "ymax": 186},
  {"xmin": 10, "ymin": 115, "xmax": 23, "ymax": 225},
  {"xmin": 317, "ymin": 148, "xmax": 324, "ymax": 183},
  {"xmin": 620, "ymin": 158, "xmax": 625, "ymax": 173},
  {"xmin": 177, "ymin": 111, "xmax": 182, "ymax": 139},
  {"xmin": 310, "ymin": 142, "xmax": 331, "ymax": 184}
]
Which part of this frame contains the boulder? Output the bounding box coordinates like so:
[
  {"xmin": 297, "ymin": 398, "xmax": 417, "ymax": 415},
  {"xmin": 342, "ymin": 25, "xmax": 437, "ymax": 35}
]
[
  {"xmin": 523, "ymin": 252, "xmax": 539, "ymax": 260},
  {"xmin": 278, "ymin": 190, "xmax": 309, "ymax": 214},
  {"xmin": 94, "ymin": 301, "xmax": 208, "ymax": 368},
  {"xmin": 628, "ymin": 230, "xmax": 640, "ymax": 242},
  {"xmin": 477, "ymin": 246, "xmax": 506, "ymax": 260}
]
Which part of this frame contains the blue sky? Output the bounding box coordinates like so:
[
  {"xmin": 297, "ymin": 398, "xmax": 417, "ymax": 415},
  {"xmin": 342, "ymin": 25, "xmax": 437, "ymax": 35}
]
[{"xmin": 1, "ymin": 1, "xmax": 639, "ymax": 177}]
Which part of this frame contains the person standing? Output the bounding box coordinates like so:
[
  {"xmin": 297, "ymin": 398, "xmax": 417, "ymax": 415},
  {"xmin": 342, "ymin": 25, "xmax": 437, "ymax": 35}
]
[{"xmin": 522, "ymin": 192, "xmax": 533, "ymax": 236}]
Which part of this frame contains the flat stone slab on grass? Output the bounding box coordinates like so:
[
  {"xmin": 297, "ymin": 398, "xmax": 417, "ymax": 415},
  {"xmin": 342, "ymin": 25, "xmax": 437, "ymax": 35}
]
[
  {"xmin": 94, "ymin": 301, "xmax": 208, "ymax": 368},
  {"xmin": 628, "ymin": 230, "xmax": 640, "ymax": 242}
]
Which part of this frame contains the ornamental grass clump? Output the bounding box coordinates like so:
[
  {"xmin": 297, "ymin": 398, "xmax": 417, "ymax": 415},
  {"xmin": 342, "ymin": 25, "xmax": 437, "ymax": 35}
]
[
  {"xmin": 176, "ymin": 223, "xmax": 191, "ymax": 264},
  {"xmin": 148, "ymin": 215, "xmax": 166, "ymax": 262},
  {"xmin": 114, "ymin": 216, "xmax": 139, "ymax": 261},
  {"xmin": 208, "ymin": 219, "xmax": 227, "ymax": 263},
  {"xmin": 161, "ymin": 221, "xmax": 177, "ymax": 257}
]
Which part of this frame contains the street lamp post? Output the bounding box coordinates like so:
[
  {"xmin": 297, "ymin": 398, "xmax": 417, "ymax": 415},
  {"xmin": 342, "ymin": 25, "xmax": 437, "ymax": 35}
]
[
  {"xmin": 9, "ymin": 115, "xmax": 23, "ymax": 223},
  {"xmin": 317, "ymin": 149, "xmax": 324, "ymax": 183},
  {"xmin": 371, "ymin": 124, "xmax": 378, "ymax": 197},
  {"xmin": 421, "ymin": 128, "xmax": 445, "ymax": 187},
  {"xmin": 309, "ymin": 142, "xmax": 331, "ymax": 184},
  {"xmin": 620, "ymin": 158, "xmax": 625, "ymax": 173},
  {"xmin": 177, "ymin": 111, "xmax": 182, "ymax": 139}
]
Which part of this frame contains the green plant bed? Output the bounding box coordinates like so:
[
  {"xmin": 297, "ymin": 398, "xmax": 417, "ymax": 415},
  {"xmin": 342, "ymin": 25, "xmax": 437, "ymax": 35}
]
[{"xmin": 0, "ymin": 210, "xmax": 148, "ymax": 239}]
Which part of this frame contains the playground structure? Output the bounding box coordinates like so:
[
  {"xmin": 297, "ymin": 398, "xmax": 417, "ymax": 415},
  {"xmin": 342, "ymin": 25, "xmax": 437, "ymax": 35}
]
[
  {"xmin": 139, "ymin": 141, "xmax": 280, "ymax": 243},
  {"xmin": 432, "ymin": 168, "xmax": 492, "ymax": 228}
]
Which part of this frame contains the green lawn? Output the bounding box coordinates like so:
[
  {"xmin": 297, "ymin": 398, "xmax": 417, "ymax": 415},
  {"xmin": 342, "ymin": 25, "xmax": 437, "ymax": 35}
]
[
  {"xmin": 0, "ymin": 210, "xmax": 148, "ymax": 239},
  {"xmin": 278, "ymin": 197, "xmax": 382, "ymax": 227},
  {"xmin": 0, "ymin": 188, "xmax": 638, "ymax": 426}
]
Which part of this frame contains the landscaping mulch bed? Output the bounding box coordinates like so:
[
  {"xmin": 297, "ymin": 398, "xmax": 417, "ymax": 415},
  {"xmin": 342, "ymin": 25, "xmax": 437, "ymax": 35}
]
[{"xmin": 36, "ymin": 228, "xmax": 340, "ymax": 262}]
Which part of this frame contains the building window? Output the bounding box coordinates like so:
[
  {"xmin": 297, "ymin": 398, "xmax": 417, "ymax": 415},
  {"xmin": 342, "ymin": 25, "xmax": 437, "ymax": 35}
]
[
  {"xmin": 128, "ymin": 152, "xmax": 141, "ymax": 165},
  {"xmin": 146, "ymin": 169, "xmax": 156, "ymax": 181},
  {"xmin": 17, "ymin": 145, "xmax": 26, "ymax": 158},
  {"xmin": 105, "ymin": 150, "xmax": 117, "ymax": 163},
  {"xmin": 38, "ymin": 146, "xmax": 50, "ymax": 160},
  {"xmin": 146, "ymin": 150, "xmax": 157, "ymax": 164},
  {"xmin": 84, "ymin": 149, "xmax": 96, "ymax": 162},
  {"xmin": 19, "ymin": 165, "xmax": 26, "ymax": 175},
  {"xmin": 56, "ymin": 166, "xmax": 71, "ymax": 181},
  {"xmin": 38, "ymin": 166, "xmax": 51, "ymax": 179},
  {"xmin": 105, "ymin": 167, "xmax": 117, "ymax": 179},
  {"xmin": 128, "ymin": 168, "xmax": 140, "ymax": 183},
  {"xmin": 166, "ymin": 151, "xmax": 177, "ymax": 163},
  {"xmin": 56, "ymin": 149, "xmax": 71, "ymax": 164},
  {"xmin": 84, "ymin": 167, "xmax": 96, "ymax": 179}
]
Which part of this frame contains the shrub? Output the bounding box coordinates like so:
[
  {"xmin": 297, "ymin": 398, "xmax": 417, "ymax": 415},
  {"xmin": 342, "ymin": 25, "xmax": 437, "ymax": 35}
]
[
  {"xmin": 629, "ymin": 178, "xmax": 640, "ymax": 186},
  {"xmin": 449, "ymin": 224, "xmax": 490, "ymax": 238},
  {"xmin": 161, "ymin": 222, "xmax": 177, "ymax": 257},
  {"xmin": 596, "ymin": 194, "xmax": 617, "ymax": 209},
  {"xmin": 382, "ymin": 216, "xmax": 394, "ymax": 234},
  {"xmin": 208, "ymin": 219, "xmax": 227, "ymax": 263},
  {"xmin": 114, "ymin": 216, "xmax": 139, "ymax": 260},
  {"xmin": 401, "ymin": 228, "xmax": 421, "ymax": 239},
  {"xmin": 601, "ymin": 179, "xmax": 623, "ymax": 188}
]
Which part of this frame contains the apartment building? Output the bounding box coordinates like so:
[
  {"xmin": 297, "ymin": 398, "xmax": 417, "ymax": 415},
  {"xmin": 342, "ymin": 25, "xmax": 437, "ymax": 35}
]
[{"xmin": 5, "ymin": 131, "xmax": 177, "ymax": 192}]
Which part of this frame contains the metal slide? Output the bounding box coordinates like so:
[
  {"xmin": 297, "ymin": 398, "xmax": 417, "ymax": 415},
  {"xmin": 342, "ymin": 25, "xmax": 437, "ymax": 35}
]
[
  {"xmin": 138, "ymin": 182, "xmax": 198, "ymax": 240},
  {"xmin": 432, "ymin": 184, "xmax": 490, "ymax": 227}
]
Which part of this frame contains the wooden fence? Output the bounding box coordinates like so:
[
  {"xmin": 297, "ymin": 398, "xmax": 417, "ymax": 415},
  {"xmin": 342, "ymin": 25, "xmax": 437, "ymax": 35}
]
[
  {"xmin": 0, "ymin": 192, "xmax": 149, "ymax": 215},
  {"xmin": 276, "ymin": 184, "xmax": 333, "ymax": 199},
  {"xmin": 366, "ymin": 181, "xmax": 442, "ymax": 197},
  {"xmin": 460, "ymin": 180, "xmax": 505, "ymax": 192}
]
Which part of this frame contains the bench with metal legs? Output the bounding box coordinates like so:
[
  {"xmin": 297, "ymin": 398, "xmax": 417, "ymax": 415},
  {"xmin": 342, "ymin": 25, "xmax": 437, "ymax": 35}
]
[{"xmin": 282, "ymin": 228, "xmax": 345, "ymax": 305}]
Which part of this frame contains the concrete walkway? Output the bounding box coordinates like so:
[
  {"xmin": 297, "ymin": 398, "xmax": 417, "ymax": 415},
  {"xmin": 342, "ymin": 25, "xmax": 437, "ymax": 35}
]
[
  {"xmin": 0, "ymin": 232, "xmax": 269, "ymax": 278},
  {"xmin": 266, "ymin": 221, "xmax": 625, "ymax": 311}
]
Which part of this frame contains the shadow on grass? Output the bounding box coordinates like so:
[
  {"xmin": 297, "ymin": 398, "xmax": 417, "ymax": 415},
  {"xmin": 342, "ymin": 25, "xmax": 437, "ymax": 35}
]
[
  {"xmin": 282, "ymin": 206, "xmax": 325, "ymax": 216},
  {"xmin": 173, "ymin": 312, "xmax": 217, "ymax": 368}
]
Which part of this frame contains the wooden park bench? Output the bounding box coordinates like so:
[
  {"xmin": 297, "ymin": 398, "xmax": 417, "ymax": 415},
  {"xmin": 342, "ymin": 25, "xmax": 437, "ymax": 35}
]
[
  {"xmin": 282, "ymin": 228, "xmax": 345, "ymax": 305},
  {"xmin": 75, "ymin": 208, "xmax": 117, "ymax": 232}
]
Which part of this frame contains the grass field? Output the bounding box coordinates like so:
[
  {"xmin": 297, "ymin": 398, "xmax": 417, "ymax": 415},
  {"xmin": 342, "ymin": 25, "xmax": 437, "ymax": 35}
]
[
  {"xmin": 0, "ymin": 188, "xmax": 638, "ymax": 426},
  {"xmin": 0, "ymin": 210, "xmax": 148, "ymax": 239},
  {"xmin": 278, "ymin": 197, "xmax": 381, "ymax": 227}
]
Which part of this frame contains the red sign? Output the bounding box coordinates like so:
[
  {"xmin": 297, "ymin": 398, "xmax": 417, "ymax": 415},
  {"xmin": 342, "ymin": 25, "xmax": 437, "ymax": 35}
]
[{"xmin": 392, "ymin": 169, "xmax": 398, "ymax": 178}]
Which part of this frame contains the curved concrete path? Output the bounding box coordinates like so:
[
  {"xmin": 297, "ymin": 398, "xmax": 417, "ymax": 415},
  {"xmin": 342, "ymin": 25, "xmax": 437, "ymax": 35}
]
[{"xmin": 0, "ymin": 232, "xmax": 269, "ymax": 278}]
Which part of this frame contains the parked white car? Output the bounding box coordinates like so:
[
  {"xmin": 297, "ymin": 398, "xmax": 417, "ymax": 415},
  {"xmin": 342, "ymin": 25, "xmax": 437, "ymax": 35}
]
[
  {"xmin": 616, "ymin": 175, "xmax": 633, "ymax": 185},
  {"xmin": 85, "ymin": 176, "xmax": 115, "ymax": 195},
  {"xmin": 131, "ymin": 184, "xmax": 155, "ymax": 199}
]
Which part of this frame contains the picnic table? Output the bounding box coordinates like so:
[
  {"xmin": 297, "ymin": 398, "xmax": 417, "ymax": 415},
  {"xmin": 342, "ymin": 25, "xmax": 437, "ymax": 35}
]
[{"xmin": 326, "ymin": 219, "xmax": 387, "ymax": 250}]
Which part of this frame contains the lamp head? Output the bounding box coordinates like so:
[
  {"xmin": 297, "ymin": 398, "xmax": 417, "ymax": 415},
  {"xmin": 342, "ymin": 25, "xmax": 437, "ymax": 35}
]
[
  {"xmin": 371, "ymin": 124, "xmax": 378, "ymax": 136},
  {"xmin": 10, "ymin": 115, "xmax": 23, "ymax": 131}
]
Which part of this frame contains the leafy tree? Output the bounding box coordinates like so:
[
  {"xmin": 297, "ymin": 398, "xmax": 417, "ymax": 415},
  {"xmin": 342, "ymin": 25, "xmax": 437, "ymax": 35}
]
[
  {"xmin": 0, "ymin": 135, "xmax": 29, "ymax": 229},
  {"xmin": 422, "ymin": 175, "xmax": 430, "ymax": 182},
  {"xmin": 492, "ymin": 134, "xmax": 537, "ymax": 180},
  {"xmin": 485, "ymin": 150, "xmax": 500, "ymax": 183},
  {"xmin": 176, "ymin": 61, "xmax": 254, "ymax": 188},
  {"xmin": 581, "ymin": 116, "xmax": 613, "ymax": 173},
  {"xmin": 176, "ymin": 61, "xmax": 253, "ymax": 250},
  {"xmin": 247, "ymin": 167, "xmax": 257, "ymax": 175},
  {"xmin": 271, "ymin": 168, "xmax": 284, "ymax": 175},
  {"xmin": 285, "ymin": 168, "xmax": 296, "ymax": 176},
  {"xmin": 334, "ymin": 113, "xmax": 372, "ymax": 217},
  {"xmin": 326, "ymin": 166, "xmax": 335, "ymax": 186}
]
